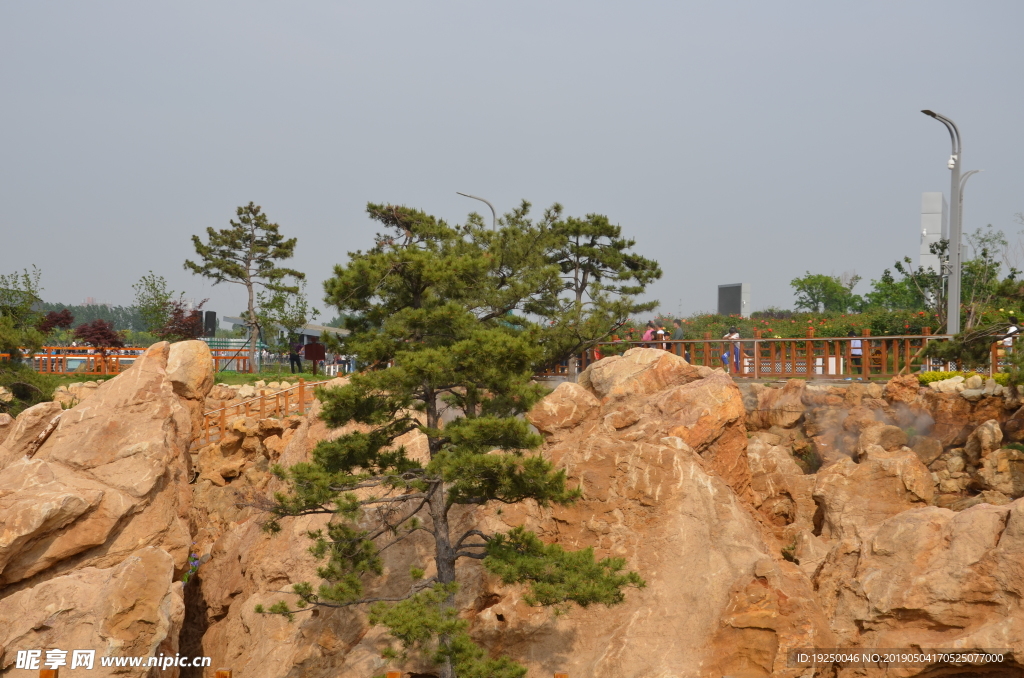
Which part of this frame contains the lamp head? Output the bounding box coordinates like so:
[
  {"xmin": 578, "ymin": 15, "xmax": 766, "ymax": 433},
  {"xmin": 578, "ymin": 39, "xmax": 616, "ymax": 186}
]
[{"xmin": 922, "ymin": 109, "xmax": 937, "ymax": 118}]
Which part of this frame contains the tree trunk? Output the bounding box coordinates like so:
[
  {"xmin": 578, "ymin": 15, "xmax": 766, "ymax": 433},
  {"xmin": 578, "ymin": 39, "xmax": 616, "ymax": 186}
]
[
  {"xmin": 429, "ymin": 485, "xmax": 457, "ymax": 678},
  {"xmin": 246, "ymin": 280, "xmax": 257, "ymax": 373}
]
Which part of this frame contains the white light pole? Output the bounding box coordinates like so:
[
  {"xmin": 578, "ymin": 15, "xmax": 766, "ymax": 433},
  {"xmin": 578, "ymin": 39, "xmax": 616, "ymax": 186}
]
[{"xmin": 921, "ymin": 110, "xmax": 963, "ymax": 334}]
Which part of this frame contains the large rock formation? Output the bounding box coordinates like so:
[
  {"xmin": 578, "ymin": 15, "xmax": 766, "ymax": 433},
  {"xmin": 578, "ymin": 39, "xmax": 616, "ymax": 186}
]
[
  {"xmin": 187, "ymin": 349, "xmax": 834, "ymax": 678},
  {"xmin": 12, "ymin": 343, "xmax": 1024, "ymax": 677},
  {"xmin": 0, "ymin": 340, "xmax": 212, "ymax": 675}
]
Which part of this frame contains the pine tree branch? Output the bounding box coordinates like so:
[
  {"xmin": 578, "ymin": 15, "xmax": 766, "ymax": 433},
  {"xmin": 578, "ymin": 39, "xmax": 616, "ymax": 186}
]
[{"xmin": 454, "ymin": 529, "xmax": 493, "ymax": 549}]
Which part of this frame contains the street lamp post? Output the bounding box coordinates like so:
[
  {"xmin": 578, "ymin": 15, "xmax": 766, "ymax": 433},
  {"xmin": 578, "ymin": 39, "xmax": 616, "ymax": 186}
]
[
  {"xmin": 921, "ymin": 110, "xmax": 963, "ymax": 335},
  {"xmin": 959, "ymin": 170, "xmax": 982, "ymax": 234},
  {"xmin": 456, "ymin": 192, "xmax": 497, "ymax": 230}
]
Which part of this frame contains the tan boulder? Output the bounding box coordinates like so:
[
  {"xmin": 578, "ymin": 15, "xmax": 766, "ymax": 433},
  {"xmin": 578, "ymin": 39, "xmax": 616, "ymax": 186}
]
[
  {"xmin": 746, "ymin": 379, "xmax": 806, "ymax": 430},
  {"xmin": 813, "ymin": 446, "xmax": 934, "ymax": 540},
  {"xmin": 965, "ymin": 418, "xmax": 1004, "ymax": 463},
  {"xmin": 856, "ymin": 423, "xmax": 907, "ymax": 458},
  {"xmin": 0, "ymin": 412, "xmax": 13, "ymax": 445},
  {"xmin": 0, "ymin": 401, "xmax": 62, "ymax": 469},
  {"xmin": 580, "ymin": 348, "xmax": 702, "ymax": 401},
  {"xmin": 912, "ymin": 435, "xmax": 944, "ymax": 466},
  {"xmin": 883, "ymin": 374, "xmax": 923, "ymax": 405},
  {"xmin": 0, "ymin": 547, "xmax": 184, "ymax": 677},
  {"xmin": 975, "ymin": 448, "xmax": 1024, "ymax": 498},
  {"xmin": 526, "ymin": 382, "xmax": 599, "ymax": 434}
]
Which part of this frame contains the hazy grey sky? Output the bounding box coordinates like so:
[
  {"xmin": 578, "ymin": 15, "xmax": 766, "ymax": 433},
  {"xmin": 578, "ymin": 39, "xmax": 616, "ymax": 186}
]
[{"xmin": 2, "ymin": 2, "xmax": 1023, "ymax": 320}]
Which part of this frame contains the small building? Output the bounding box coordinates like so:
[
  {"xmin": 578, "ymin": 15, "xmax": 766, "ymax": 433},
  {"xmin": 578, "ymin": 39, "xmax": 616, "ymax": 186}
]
[
  {"xmin": 919, "ymin": 192, "xmax": 948, "ymax": 273},
  {"xmin": 718, "ymin": 283, "xmax": 750, "ymax": 317}
]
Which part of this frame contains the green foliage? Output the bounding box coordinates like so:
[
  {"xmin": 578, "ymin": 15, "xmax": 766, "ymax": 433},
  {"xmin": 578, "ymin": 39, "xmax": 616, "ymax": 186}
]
[
  {"xmin": 484, "ymin": 526, "xmax": 645, "ymax": 608},
  {"xmin": 790, "ymin": 272, "xmax": 861, "ymax": 313},
  {"xmin": 132, "ymin": 271, "xmax": 176, "ymax": 333},
  {"xmin": 263, "ymin": 202, "xmax": 643, "ymax": 678},
  {"xmin": 0, "ymin": 266, "xmax": 44, "ymax": 361},
  {"xmin": 543, "ymin": 207, "xmax": 662, "ymax": 367},
  {"xmin": 37, "ymin": 301, "xmax": 144, "ymax": 332},
  {"xmin": 369, "ymin": 584, "xmax": 527, "ymax": 678},
  {"xmin": 0, "ymin": 364, "xmax": 63, "ymax": 416},
  {"xmin": 917, "ymin": 370, "xmax": 1008, "ymax": 386},
  {"xmin": 185, "ymin": 202, "xmax": 304, "ymax": 367},
  {"xmin": 256, "ymin": 279, "xmax": 319, "ymax": 353}
]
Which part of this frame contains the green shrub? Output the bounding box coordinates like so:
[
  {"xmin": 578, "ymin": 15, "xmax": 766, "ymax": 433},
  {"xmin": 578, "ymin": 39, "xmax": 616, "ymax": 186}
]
[{"xmin": 916, "ymin": 370, "xmax": 1008, "ymax": 387}]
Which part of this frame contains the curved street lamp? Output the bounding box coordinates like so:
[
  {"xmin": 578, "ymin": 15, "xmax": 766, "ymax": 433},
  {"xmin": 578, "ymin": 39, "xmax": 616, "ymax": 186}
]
[
  {"xmin": 456, "ymin": 192, "xmax": 497, "ymax": 230},
  {"xmin": 922, "ymin": 110, "xmax": 964, "ymax": 334}
]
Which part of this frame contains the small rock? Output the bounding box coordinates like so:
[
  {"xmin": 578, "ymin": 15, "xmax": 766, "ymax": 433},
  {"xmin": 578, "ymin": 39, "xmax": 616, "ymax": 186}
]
[
  {"xmin": 965, "ymin": 375, "xmax": 984, "ymax": 390},
  {"xmin": 960, "ymin": 388, "xmax": 985, "ymax": 401},
  {"xmin": 930, "ymin": 376, "xmax": 964, "ymax": 394}
]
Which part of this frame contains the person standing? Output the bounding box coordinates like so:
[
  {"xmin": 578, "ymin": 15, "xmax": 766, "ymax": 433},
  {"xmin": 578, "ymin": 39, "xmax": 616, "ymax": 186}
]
[
  {"xmin": 289, "ymin": 337, "xmax": 305, "ymax": 374},
  {"xmin": 722, "ymin": 326, "xmax": 740, "ymax": 373},
  {"xmin": 641, "ymin": 321, "xmax": 656, "ymax": 345},
  {"xmin": 848, "ymin": 330, "xmax": 862, "ymax": 378},
  {"xmin": 671, "ymin": 319, "xmax": 686, "ymax": 359}
]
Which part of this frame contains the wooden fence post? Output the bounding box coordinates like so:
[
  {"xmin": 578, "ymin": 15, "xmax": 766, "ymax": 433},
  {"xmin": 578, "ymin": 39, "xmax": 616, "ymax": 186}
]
[
  {"xmin": 39, "ymin": 669, "xmax": 58, "ymax": 678},
  {"xmin": 215, "ymin": 670, "xmax": 232, "ymax": 678},
  {"xmin": 554, "ymin": 673, "xmax": 569, "ymax": 678},
  {"xmin": 386, "ymin": 672, "xmax": 401, "ymax": 678},
  {"xmin": 298, "ymin": 378, "xmax": 305, "ymax": 415}
]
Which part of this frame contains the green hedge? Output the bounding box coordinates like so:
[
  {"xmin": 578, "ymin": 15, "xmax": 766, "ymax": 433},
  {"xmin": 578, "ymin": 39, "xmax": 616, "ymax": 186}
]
[{"xmin": 917, "ymin": 370, "xmax": 1008, "ymax": 387}]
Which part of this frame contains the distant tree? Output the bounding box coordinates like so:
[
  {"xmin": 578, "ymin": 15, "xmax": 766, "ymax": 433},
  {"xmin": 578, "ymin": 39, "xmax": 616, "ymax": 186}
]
[
  {"xmin": 156, "ymin": 299, "xmax": 208, "ymax": 342},
  {"xmin": 132, "ymin": 271, "xmax": 176, "ymax": 333},
  {"xmin": 0, "ymin": 266, "xmax": 45, "ymax": 362},
  {"xmin": 38, "ymin": 302, "xmax": 144, "ymax": 332},
  {"xmin": 261, "ymin": 203, "xmax": 643, "ymax": 678},
  {"xmin": 74, "ymin": 319, "xmax": 125, "ymax": 349},
  {"xmin": 256, "ymin": 280, "xmax": 319, "ymax": 353},
  {"xmin": 37, "ymin": 309, "xmax": 75, "ymax": 336},
  {"xmin": 185, "ymin": 202, "xmax": 303, "ymax": 370},
  {"xmin": 790, "ymin": 272, "xmax": 861, "ymax": 313}
]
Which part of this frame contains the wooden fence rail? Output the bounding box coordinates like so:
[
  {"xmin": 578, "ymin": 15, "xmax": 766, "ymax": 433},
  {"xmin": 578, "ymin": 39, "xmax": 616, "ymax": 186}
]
[
  {"xmin": 10, "ymin": 346, "xmax": 256, "ymax": 376},
  {"xmin": 197, "ymin": 378, "xmax": 334, "ymax": 447},
  {"xmin": 540, "ymin": 331, "xmax": 957, "ymax": 380}
]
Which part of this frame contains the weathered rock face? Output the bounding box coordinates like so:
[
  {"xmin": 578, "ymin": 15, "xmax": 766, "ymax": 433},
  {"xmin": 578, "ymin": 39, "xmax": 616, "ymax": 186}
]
[
  {"xmin": 189, "ymin": 350, "xmax": 833, "ymax": 678},
  {"xmin": 0, "ymin": 548, "xmax": 184, "ymax": 677},
  {"xmin": 813, "ymin": 446, "xmax": 934, "ymax": 541},
  {"xmin": 815, "ymin": 500, "xmax": 1024, "ymax": 668},
  {"xmin": 0, "ymin": 400, "xmax": 62, "ymax": 469},
  {"xmin": 0, "ymin": 340, "xmax": 212, "ymax": 675}
]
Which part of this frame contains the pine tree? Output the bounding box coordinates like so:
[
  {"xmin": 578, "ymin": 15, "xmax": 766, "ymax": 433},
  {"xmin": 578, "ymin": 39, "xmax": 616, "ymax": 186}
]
[
  {"xmin": 261, "ymin": 203, "xmax": 644, "ymax": 678},
  {"xmin": 543, "ymin": 211, "xmax": 662, "ymax": 375},
  {"xmin": 185, "ymin": 203, "xmax": 303, "ymax": 370}
]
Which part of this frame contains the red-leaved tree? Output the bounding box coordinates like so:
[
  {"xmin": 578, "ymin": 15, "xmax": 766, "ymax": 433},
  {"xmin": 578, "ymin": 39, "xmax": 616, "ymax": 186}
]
[
  {"xmin": 74, "ymin": 319, "xmax": 126, "ymax": 349},
  {"xmin": 37, "ymin": 309, "xmax": 75, "ymax": 336},
  {"xmin": 157, "ymin": 299, "xmax": 207, "ymax": 342}
]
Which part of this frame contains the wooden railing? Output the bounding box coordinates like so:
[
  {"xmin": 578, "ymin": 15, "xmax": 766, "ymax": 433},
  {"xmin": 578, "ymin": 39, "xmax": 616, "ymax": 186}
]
[
  {"xmin": 16, "ymin": 346, "xmax": 257, "ymax": 375},
  {"xmin": 197, "ymin": 378, "xmax": 334, "ymax": 447},
  {"xmin": 29, "ymin": 346, "xmax": 148, "ymax": 375},
  {"xmin": 540, "ymin": 330, "xmax": 955, "ymax": 380}
]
